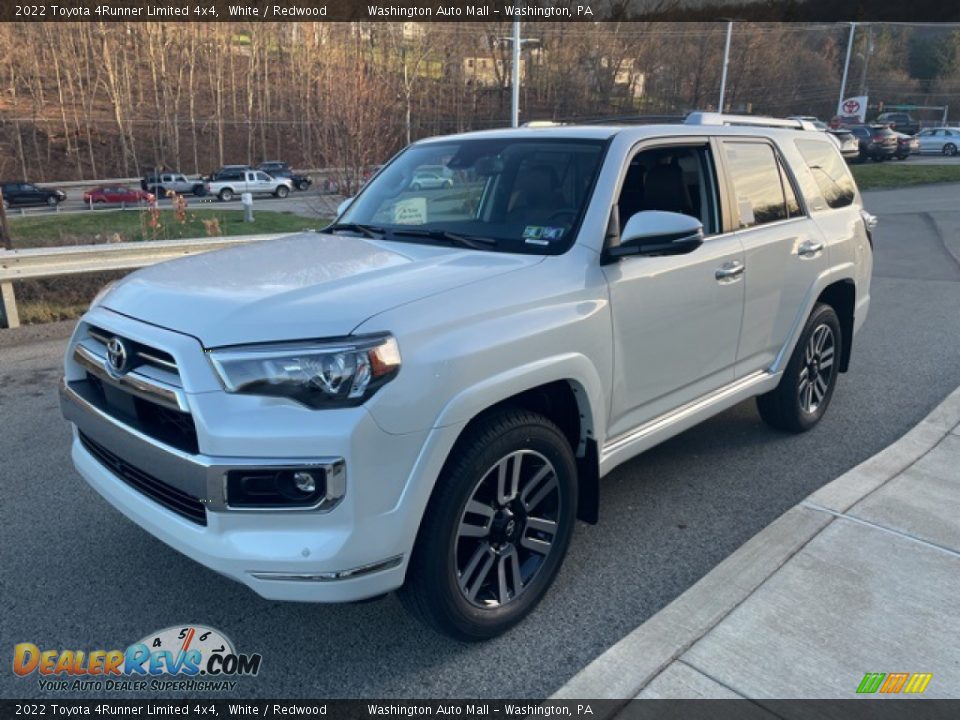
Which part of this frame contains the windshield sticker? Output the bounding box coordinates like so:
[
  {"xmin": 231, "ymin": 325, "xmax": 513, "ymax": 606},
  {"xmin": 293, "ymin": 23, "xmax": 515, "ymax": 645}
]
[
  {"xmin": 542, "ymin": 226, "xmax": 565, "ymax": 241},
  {"xmin": 393, "ymin": 197, "xmax": 428, "ymax": 225},
  {"xmin": 522, "ymin": 225, "xmax": 544, "ymax": 239}
]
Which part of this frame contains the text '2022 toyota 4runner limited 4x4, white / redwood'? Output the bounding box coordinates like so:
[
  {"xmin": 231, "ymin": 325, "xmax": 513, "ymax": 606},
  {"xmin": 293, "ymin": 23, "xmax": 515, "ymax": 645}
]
[{"xmin": 61, "ymin": 113, "xmax": 874, "ymax": 640}]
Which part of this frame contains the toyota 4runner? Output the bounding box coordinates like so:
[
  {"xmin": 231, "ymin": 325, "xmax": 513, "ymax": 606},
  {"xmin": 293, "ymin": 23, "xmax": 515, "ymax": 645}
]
[{"xmin": 61, "ymin": 113, "xmax": 874, "ymax": 640}]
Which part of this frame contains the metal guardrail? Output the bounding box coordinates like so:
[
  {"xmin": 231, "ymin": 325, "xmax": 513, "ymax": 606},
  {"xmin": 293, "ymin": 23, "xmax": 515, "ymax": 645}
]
[{"xmin": 0, "ymin": 233, "xmax": 293, "ymax": 329}]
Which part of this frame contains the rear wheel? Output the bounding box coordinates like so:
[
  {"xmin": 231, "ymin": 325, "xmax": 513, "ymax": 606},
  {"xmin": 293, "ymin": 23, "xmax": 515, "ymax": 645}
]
[
  {"xmin": 46, "ymin": 196, "xmax": 58, "ymax": 207},
  {"xmin": 297, "ymin": 179, "xmax": 311, "ymax": 191},
  {"xmin": 400, "ymin": 408, "xmax": 577, "ymax": 640},
  {"xmin": 274, "ymin": 185, "xmax": 290, "ymax": 199},
  {"xmin": 757, "ymin": 303, "xmax": 841, "ymax": 433},
  {"xmin": 218, "ymin": 188, "xmax": 234, "ymax": 202}
]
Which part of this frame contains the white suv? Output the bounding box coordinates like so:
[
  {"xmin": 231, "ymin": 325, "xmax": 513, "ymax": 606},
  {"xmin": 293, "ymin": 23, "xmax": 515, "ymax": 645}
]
[{"xmin": 60, "ymin": 114, "xmax": 873, "ymax": 640}]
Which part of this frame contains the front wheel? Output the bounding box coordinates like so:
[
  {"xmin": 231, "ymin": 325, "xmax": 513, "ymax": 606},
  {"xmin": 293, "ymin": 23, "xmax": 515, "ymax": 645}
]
[
  {"xmin": 399, "ymin": 408, "xmax": 578, "ymax": 640},
  {"xmin": 274, "ymin": 185, "xmax": 290, "ymax": 199},
  {"xmin": 757, "ymin": 303, "xmax": 841, "ymax": 433},
  {"xmin": 47, "ymin": 196, "xmax": 58, "ymax": 207},
  {"xmin": 944, "ymin": 143, "xmax": 957, "ymax": 157}
]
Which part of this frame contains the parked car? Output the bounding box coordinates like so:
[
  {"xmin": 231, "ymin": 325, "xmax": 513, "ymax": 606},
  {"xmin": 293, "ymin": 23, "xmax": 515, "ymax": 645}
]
[
  {"xmin": 847, "ymin": 125, "xmax": 898, "ymax": 162},
  {"xmin": 141, "ymin": 172, "xmax": 206, "ymax": 198},
  {"xmin": 874, "ymin": 112, "xmax": 920, "ymax": 135},
  {"xmin": 206, "ymin": 168, "xmax": 293, "ymax": 201},
  {"xmin": 915, "ymin": 127, "xmax": 960, "ymax": 156},
  {"xmin": 208, "ymin": 165, "xmax": 252, "ymax": 181},
  {"xmin": 409, "ymin": 170, "xmax": 454, "ymax": 190},
  {"xmin": 1, "ymin": 182, "xmax": 65, "ymax": 209},
  {"xmin": 257, "ymin": 161, "xmax": 312, "ymax": 191},
  {"xmin": 61, "ymin": 114, "xmax": 873, "ymax": 640},
  {"xmin": 892, "ymin": 131, "xmax": 920, "ymax": 160},
  {"xmin": 83, "ymin": 185, "xmax": 154, "ymax": 205},
  {"xmin": 827, "ymin": 129, "xmax": 860, "ymax": 161}
]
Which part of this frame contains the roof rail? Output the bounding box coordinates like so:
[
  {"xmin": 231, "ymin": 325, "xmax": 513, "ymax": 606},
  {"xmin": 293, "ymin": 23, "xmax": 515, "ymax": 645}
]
[{"xmin": 685, "ymin": 112, "xmax": 817, "ymax": 131}]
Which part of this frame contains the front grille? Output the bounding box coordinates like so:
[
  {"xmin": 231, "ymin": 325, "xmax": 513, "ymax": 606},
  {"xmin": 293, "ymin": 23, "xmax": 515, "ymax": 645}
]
[
  {"xmin": 79, "ymin": 432, "xmax": 207, "ymax": 526},
  {"xmin": 85, "ymin": 374, "xmax": 199, "ymax": 454},
  {"xmin": 87, "ymin": 325, "xmax": 180, "ymax": 381}
]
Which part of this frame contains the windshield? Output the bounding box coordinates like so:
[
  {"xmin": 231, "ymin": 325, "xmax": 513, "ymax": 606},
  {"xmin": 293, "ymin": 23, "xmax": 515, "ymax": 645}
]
[{"xmin": 338, "ymin": 137, "xmax": 607, "ymax": 254}]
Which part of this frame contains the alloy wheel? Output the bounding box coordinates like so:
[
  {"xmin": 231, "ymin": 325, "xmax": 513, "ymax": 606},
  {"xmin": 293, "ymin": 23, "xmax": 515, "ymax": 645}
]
[
  {"xmin": 455, "ymin": 450, "xmax": 561, "ymax": 608},
  {"xmin": 798, "ymin": 324, "xmax": 835, "ymax": 414}
]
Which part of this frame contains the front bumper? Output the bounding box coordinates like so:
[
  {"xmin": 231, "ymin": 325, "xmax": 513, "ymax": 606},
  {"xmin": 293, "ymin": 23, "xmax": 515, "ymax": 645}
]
[{"xmin": 61, "ymin": 379, "xmax": 421, "ymax": 602}]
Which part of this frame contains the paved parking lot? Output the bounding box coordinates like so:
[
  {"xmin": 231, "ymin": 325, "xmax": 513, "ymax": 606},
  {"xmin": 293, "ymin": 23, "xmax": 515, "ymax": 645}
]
[{"xmin": 2, "ymin": 185, "xmax": 960, "ymax": 699}]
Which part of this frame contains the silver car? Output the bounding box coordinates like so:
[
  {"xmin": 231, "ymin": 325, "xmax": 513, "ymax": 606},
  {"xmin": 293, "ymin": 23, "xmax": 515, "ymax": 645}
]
[{"xmin": 915, "ymin": 128, "xmax": 960, "ymax": 156}]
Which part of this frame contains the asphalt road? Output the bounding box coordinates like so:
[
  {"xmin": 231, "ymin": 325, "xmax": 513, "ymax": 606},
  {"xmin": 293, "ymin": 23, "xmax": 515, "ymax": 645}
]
[{"xmin": 2, "ymin": 185, "xmax": 960, "ymax": 700}]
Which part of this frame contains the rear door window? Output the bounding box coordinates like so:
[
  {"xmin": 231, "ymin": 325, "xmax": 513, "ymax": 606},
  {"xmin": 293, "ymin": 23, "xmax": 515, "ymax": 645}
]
[
  {"xmin": 722, "ymin": 142, "xmax": 790, "ymax": 228},
  {"xmin": 795, "ymin": 139, "xmax": 856, "ymax": 210}
]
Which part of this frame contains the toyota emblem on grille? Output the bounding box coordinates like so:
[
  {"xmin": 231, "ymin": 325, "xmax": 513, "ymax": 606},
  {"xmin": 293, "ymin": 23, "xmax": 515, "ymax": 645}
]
[{"xmin": 105, "ymin": 337, "xmax": 130, "ymax": 375}]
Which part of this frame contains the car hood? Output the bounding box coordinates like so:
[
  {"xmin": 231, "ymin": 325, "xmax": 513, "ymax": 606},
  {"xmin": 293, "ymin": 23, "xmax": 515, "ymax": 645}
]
[{"xmin": 101, "ymin": 232, "xmax": 542, "ymax": 347}]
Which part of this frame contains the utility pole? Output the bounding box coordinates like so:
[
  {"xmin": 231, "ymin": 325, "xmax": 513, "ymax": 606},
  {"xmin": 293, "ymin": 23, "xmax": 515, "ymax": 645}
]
[
  {"xmin": 511, "ymin": 15, "xmax": 521, "ymax": 127},
  {"xmin": 837, "ymin": 22, "xmax": 856, "ymax": 115},
  {"xmin": 499, "ymin": 14, "xmax": 538, "ymax": 128},
  {"xmin": 859, "ymin": 25, "xmax": 874, "ymax": 97},
  {"xmin": 0, "ymin": 189, "xmax": 10, "ymax": 251},
  {"xmin": 718, "ymin": 21, "xmax": 733, "ymax": 113}
]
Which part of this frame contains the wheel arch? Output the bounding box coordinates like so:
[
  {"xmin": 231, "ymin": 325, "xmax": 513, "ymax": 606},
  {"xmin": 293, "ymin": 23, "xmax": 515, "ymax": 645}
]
[
  {"xmin": 433, "ymin": 367, "xmax": 604, "ymax": 525},
  {"xmin": 816, "ymin": 279, "xmax": 856, "ymax": 373}
]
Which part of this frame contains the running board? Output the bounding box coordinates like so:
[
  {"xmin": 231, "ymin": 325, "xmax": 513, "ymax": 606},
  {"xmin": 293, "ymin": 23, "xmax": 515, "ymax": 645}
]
[{"xmin": 600, "ymin": 370, "xmax": 775, "ymax": 472}]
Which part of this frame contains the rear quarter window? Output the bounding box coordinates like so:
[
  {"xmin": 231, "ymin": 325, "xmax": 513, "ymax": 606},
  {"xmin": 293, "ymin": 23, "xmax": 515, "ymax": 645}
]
[{"xmin": 794, "ymin": 139, "xmax": 856, "ymax": 210}]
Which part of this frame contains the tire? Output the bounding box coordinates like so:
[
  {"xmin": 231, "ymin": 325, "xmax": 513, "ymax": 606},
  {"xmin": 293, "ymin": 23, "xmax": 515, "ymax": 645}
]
[
  {"xmin": 47, "ymin": 196, "xmax": 58, "ymax": 207},
  {"xmin": 399, "ymin": 408, "xmax": 578, "ymax": 641},
  {"xmin": 2, "ymin": 198, "xmax": 8, "ymax": 211},
  {"xmin": 192, "ymin": 185, "xmax": 206, "ymax": 197},
  {"xmin": 297, "ymin": 180, "xmax": 310, "ymax": 191},
  {"xmin": 274, "ymin": 185, "xmax": 289, "ymax": 199},
  {"xmin": 218, "ymin": 188, "xmax": 234, "ymax": 202},
  {"xmin": 411, "ymin": 183, "xmax": 421, "ymax": 191},
  {"xmin": 757, "ymin": 303, "xmax": 842, "ymax": 433},
  {"xmin": 152, "ymin": 186, "xmax": 166, "ymax": 199},
  {"xmin": 944, "ymin": 143, "xmax": 957, "ymax": 157}
]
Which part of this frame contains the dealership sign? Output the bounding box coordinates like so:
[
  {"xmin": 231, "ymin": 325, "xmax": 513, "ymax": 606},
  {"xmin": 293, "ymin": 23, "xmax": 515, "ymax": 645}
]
[{"xmin": 839, "ymin": 96, "xmax": 868, "ymax": 122}]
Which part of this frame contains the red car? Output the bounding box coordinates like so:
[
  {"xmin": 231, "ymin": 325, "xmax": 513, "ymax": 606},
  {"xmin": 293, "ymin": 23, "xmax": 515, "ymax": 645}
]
[{"xmin": 83, "ymin": 185, "xmax": 155, "ymax": 205}]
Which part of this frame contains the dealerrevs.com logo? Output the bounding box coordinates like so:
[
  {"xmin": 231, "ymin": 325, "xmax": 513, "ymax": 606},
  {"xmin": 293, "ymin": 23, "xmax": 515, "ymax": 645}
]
[{"xmin": 13, "ymin": 625, "xmax": 262, "ymax": 693}]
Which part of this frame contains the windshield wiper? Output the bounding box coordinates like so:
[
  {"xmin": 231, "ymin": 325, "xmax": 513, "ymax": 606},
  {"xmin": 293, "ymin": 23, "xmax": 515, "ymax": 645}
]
[
  {"xmin": 388, "ymin": 228, "xmax": 498, "ymax": 250},
  {"xmin": 324, "ymin": 222, "xmax": 386, "ymax": 239}
]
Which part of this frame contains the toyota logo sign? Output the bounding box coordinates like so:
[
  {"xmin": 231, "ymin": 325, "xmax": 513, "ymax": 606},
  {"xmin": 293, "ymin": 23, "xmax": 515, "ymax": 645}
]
[
  {"xmin": 106, "ymin": 337, "xmax": 130, "ymax": 376},
  {"xmin": 843, "ymin": 99, "xmax": 861, "ymax": 115}
]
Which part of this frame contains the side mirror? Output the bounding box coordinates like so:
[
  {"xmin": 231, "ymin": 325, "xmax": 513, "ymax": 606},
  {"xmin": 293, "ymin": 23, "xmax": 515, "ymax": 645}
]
[
  {"xmin": 605, "ymin": 210, "xmax": 704, "ymax": 261},
  {"xmin": 336, "ymin": 198, "xmax": 353, "ymax": 217}
]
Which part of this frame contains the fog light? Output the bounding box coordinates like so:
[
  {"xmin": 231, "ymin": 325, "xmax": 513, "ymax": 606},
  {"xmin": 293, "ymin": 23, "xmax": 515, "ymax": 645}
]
[{"xmin": 293, "ymin": 471, "xmax": 317, "ymax": 494}]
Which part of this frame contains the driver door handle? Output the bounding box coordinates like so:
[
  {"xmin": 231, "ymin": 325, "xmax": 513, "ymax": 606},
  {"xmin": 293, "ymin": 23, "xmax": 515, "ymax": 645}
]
[
  {"xmin": 798, "ymin": 240, "xmax": 825, "ymax": 258},
  {"xmin": 715, "ymin": 260, "xmax": 745, "ymax": 283}
]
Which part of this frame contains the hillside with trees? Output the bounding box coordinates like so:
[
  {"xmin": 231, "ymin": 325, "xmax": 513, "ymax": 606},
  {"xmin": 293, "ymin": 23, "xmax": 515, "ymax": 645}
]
[{"xmin": 1, "ymin": 22, "xmax": 957, "ymax": 189}]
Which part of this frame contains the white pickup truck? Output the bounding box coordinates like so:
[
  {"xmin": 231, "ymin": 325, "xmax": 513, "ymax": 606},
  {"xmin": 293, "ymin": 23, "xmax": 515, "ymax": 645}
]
[
  {"xmin": 61, "ymin": 114, "xmax": 873, "ymax": 640},
  {"xmin": 206, "ymin": 168, "xmax": 293, "ymax": 201}
]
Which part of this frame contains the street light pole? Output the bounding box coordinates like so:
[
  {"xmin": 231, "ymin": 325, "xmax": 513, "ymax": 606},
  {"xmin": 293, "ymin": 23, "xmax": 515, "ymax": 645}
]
[
  {"xmin": 718, "ymin": 21, "xmax": 733, "ymax": 112},
  {"xmin": 837, "ymin": 22, "xmax": 856, "ymax": 115},
  {"xmin": 511, "ymin": 15, "xmax": 521, "ymax": 127}
]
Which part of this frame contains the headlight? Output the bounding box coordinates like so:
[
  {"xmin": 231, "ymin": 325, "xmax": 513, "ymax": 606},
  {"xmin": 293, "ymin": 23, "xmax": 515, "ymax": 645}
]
[{"xmin": 208, "ymin": 334, "xmax": 401, "ymax": 409}]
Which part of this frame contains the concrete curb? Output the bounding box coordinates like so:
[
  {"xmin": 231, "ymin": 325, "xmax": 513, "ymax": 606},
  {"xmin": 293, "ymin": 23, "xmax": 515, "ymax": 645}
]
[{"xmin": 552, "ymin": 384, "xmax": 960, "ymax": 707}]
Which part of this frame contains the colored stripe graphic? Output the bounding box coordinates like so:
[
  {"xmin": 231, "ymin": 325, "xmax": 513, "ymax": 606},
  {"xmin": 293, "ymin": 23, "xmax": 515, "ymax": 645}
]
[
  {"xmin": 880, "ymin": 673, "xmax": 909, "ymax": 693},
  {"xmin": 857, "ymin": 673, "xmax": 886, "ymax": 694},
  {"xmin": 904, "ymin": 673, "xmax": 933, "ymax": 694}
]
